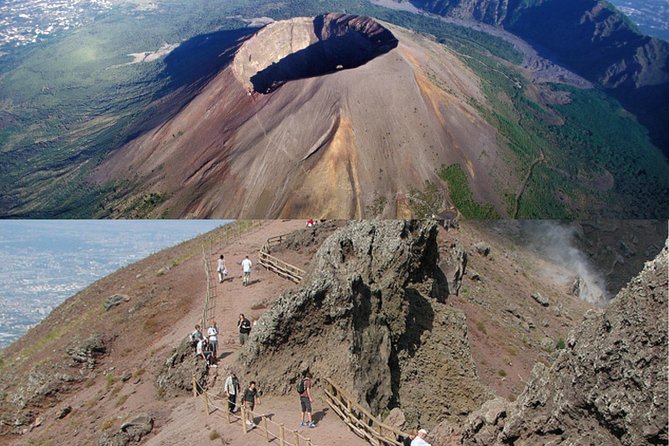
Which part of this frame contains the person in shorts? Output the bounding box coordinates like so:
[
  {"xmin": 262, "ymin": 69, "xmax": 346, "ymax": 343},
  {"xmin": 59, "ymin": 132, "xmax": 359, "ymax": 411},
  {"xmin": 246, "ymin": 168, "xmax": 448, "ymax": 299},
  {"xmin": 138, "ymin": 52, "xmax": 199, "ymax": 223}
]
[
  {"xmin": 242, "ymin": 381, "xmax": 260, "ymax": 428},
  {"xmin": 299, "ymin": 372, "xmax": 316, "ymax": 428}
]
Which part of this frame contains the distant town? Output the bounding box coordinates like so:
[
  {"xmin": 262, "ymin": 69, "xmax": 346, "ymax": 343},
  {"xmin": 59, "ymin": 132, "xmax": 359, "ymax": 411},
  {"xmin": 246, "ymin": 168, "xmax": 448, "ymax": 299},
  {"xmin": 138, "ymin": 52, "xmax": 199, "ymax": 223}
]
[{"xmin": 0, "ymin": 0, "xmax": 111, "ymax": 53}]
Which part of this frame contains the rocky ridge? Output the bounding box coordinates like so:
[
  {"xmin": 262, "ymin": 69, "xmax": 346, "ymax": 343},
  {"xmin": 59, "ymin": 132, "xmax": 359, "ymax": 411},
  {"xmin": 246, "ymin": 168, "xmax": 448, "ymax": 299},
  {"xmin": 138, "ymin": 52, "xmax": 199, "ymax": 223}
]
[
  {"xmin": 460, "ymin": 238, "xmax": 668, "ymax": 445},
  {"xmin": 240, "ymin": 220, "xmax": 490, "ymax": 426}
]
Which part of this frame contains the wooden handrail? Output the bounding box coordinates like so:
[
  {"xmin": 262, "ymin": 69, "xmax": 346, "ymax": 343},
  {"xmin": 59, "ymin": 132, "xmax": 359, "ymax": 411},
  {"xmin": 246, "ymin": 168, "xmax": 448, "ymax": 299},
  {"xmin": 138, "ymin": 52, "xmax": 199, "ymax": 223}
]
[
  {"xmin": 258, "ymin": 234, "xmax": 306, "ymax": 284},
  {"xmin": 323, "ymin": 378, "xmax": 408, "ymax": 446},
  {"xmin": 192, "ymin": 386, "xmax": 319, "ymax": 446}
]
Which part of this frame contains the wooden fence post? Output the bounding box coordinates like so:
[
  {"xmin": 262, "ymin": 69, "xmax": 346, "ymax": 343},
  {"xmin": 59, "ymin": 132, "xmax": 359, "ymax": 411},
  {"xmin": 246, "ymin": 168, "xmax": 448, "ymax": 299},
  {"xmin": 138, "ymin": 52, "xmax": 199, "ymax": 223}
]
[
  {"xmin": 307, "ymin": 438, "xmax": 313, "ymax": 446},
  {"xmin": 203, "ymin": 390, "xmax": 210, "ymax": 415},
  {"xmin": 294, "ymin": 431, "xmax": 300, "ymax": 446},
  {"xmin": 192, "ymin": 374, "xmax": 198, "ymax": 398},
  {"xmin": 241, "ymin": 405, "xmax": 248, "ymax": 434},
  {"xmin": 225, "ymin": 403, "xmax": 231, "ymax": 424},
  {"xmin": 279, "ymin": 423, "xmax": 285, "ymax": 446},
  {"xmin": 263, "ymin": 416, "xmax": 270, "ymax": 444}
]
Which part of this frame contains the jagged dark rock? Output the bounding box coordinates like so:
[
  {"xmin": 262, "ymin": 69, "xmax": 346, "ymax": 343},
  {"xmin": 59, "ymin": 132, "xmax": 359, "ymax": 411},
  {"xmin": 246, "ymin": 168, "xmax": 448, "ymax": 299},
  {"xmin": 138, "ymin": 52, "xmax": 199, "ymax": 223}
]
[
  {"xmin": 440, "ymin": 240, "xmax": 467, "ymax": 295},
  {"xmin": 98, "ymin": 414, "xmax": 153, "ymax": 446},
  {"xmin": 66, "ymin": 335, "xmax": 107, "ymax": 368},
  {"xmin": 530, "ymin": 292, "xmax": 549, "ymax": 307},
  {"xmin": 473, "ymin": 242, "xmax": 491, "ymax": 257},
  {"xmin": 240, "ymin": 220, "xmax": 488, "ymax": 427},
  {"xmin": 104, "ymin": 294, "xmax": 129, "ymax": 311},
  {"xmin": 461, "ymin": 239, "xmax": 669, "ymax": 445},
  {"xmin": 155, "ymin": 338, "xmax": 207, "ymax": 398}
]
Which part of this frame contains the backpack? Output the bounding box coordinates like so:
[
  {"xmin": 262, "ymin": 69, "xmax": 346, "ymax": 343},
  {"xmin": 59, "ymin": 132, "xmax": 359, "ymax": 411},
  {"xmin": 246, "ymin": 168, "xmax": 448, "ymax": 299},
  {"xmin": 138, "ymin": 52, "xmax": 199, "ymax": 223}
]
[{"xmin": 296, "ymin": 379, "xmax": 305, "ymax": 394}]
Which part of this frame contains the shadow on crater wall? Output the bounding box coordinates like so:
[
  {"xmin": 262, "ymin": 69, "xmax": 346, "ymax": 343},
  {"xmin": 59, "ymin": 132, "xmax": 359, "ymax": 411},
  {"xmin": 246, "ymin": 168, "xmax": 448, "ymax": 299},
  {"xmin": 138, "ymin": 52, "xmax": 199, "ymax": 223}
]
[{"xmin": 250, "ymin": 15, "xmax": 398, "ymax": 94}]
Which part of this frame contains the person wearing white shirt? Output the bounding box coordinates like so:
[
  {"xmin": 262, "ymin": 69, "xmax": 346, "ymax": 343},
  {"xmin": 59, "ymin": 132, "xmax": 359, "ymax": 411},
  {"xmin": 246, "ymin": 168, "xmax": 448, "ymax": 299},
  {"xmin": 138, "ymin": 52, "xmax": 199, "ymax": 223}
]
[
  {"xmin": 224, "ymin": 371, "xmax": 240, "ymax": 414},
  {"xmin": 207, "ymin": 322, "xmax": 219, "ymax": 362},
  {"xmin": 241, "ymin": 255, "xmax": 253, "ymax": 286},
  {"xmin": 217, "ymin": 254, "xmax": 228, "ymax": 283},
  {"xmin": 411, "ymin": 429, "xmax": 432, "ymax": 446}
]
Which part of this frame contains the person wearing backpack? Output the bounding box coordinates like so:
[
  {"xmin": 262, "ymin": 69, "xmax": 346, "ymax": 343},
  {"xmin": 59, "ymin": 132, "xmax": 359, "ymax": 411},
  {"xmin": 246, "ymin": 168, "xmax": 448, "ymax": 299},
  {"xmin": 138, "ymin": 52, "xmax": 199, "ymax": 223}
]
[
  {"xmin": 298, "ymin": 371, "xmax": 316, "ymax": 428},
  {"xmin": 224, "ymin": 371, "xmax": 240, "ymax": 414}
]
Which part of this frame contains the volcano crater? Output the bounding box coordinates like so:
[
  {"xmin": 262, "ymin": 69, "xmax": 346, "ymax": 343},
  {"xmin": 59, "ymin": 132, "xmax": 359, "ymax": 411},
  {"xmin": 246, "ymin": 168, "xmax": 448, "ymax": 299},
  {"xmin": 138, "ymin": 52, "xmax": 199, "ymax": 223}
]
[{"xmin": 232, "ymin": 14, "xmax": 398, "ymax": 93}]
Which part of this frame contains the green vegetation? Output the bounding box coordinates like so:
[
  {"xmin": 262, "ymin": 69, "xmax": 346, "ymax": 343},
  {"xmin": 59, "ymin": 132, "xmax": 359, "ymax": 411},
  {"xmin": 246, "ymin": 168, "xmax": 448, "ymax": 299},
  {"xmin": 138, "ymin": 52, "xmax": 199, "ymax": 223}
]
[
  {"xmin": 0, "ymin": 0, "xmax": 665, "ymax": 217},
  {"xmin": 460, "ymin": 44, "xmax": 669, "ymax": 217},
  {"xmin": 105, "ymin": 372, "xmax": 117, "ymax": 389},
  {"xmin": 407, "ymin": 180, "xmax": 444, "ymax": 218},
  {"xmin": 101, "ymin": 418, "xmax": 115, "ymax": 431},
  {"xmin": 438, "ymin": 164, "xmax": 499, "ymax": 219},
  {"xmin": 476, "ymin": 320, "xmax": 487, "ymax": 335},
  {"xmin": 556, "ymin": 337, "xmax": 566, "ymax": 350}
]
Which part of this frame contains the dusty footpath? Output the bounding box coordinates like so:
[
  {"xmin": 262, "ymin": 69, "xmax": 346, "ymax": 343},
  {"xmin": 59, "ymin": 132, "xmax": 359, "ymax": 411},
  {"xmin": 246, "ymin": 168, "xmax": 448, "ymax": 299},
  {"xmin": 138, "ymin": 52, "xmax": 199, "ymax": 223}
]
[{"xmin": 146, "ymin": 220, "xmax": 369, "ymax": 445}]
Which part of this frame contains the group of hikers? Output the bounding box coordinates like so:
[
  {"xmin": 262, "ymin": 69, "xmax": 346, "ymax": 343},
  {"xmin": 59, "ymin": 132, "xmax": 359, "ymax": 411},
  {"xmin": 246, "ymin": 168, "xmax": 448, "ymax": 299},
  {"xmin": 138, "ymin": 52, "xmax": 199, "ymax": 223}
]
[
  {"xmin": 190, "ymin": 313, "xmax": 253, "ymax": 368},
  {"xmin": 221, "ymin": 369, "xmax": 318, "ymax": 430},
  {"xmin": 189, "ymin": 249, "xmax": 434, "ymax": 442},
  {"xmin": 216, "ymin": 254, "xmax": 253, "ymax": 286},
  {"xmin": 188, "ymin": 252, "xmax": 319, "ymax": 430}
]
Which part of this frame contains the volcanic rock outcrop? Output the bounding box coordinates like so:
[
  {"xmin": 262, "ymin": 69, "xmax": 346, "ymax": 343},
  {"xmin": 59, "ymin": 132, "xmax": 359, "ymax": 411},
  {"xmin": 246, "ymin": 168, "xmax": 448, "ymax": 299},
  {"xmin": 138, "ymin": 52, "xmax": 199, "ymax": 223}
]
[
  {"xmin": 240, "ymin": 220, "xmax": 489, "ymax": 426},
  {"xmin": 93, "ymin": 15, "xmax": 506, "ymax": 218},
  {"xmin": 460, "ymin": 239, "xmax": 669, "ymax": 445}
]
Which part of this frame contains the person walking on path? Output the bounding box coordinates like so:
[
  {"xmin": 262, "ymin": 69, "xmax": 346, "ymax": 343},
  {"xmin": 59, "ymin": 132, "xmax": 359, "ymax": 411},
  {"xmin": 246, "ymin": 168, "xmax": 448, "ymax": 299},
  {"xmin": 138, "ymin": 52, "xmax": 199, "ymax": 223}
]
[
  {"xmin": 298, "ymin": 371, "xmax": 316, "ymax": 428},
  {"xmin": 217, "ymin": 255, "xmax": 228, "ymax": 283},
  {"xmin": 410, "ymin": 429, "xmax": 432, "ymax": 446},
  {"xmin": 238, "ymin": 314, "xmax": 252, "ymax": 346},
  {"xmin": 207, "ymin": 321, "xmax": 219, "ymax": 362},
  {"xmin": 242, "ymin": 381, "xmax": 260, "ymax": 428},
  {"xmin": 224, "ymin": 371, "xmax": 240, "ymax": 414},
  {"xmin": 241, "ymin": 255, "xmax": 253, "ymax": 286}
]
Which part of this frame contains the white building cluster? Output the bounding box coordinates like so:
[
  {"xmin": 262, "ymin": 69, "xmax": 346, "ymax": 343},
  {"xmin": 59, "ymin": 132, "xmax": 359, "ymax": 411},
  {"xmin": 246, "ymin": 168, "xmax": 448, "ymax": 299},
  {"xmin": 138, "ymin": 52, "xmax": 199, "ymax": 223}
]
[{"xmin": 0, "ymin": 0, "xmax": 112, "ymax": 52}]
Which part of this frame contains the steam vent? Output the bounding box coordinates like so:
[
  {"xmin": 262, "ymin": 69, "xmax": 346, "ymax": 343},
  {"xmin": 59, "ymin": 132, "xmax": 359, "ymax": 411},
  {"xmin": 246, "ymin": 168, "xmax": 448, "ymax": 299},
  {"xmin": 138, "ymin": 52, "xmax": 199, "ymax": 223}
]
[{"xmin": 232, "ymin": 13, "xmax": 398, "ymax": 93}]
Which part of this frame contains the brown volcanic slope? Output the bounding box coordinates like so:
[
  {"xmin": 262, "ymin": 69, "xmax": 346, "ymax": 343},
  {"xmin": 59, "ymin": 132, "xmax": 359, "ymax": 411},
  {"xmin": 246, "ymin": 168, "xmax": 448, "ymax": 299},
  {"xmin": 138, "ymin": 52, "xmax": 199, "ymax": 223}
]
[
  {"xmin": 0, "ymin": 220, "xmax": 605, "ymax": 446},
  {"xmin": 93, "ymin": 14, "xmax": 509, "ymax": 219}
]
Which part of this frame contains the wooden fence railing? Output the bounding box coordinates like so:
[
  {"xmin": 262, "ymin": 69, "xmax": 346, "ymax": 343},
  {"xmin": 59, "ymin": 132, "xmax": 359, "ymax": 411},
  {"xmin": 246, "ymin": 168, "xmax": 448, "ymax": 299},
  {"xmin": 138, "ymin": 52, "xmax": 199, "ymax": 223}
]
[
  {"xmin": 323, "ymin": 378, "xmax": 408, "ymax": 446},
  {"xmin": 192, "ymin": 375, "xmax": 319, "ymax": 446},
  {"xmin": 259, "ymin": 235, "xmax": 305, "ymax": 284},
  {"xmin": 200, "ymin": 220, "xmax": 264, "ymax": 328}
]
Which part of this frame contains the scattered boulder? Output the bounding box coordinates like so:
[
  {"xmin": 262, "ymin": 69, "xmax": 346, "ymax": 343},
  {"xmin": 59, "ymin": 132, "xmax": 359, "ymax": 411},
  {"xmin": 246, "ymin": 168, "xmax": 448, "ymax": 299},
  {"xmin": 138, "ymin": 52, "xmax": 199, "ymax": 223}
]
[
  {"xmin": 473, "ymin": 242, "xmax": 491, "ymax": 257},
  {"xmin": 104, "ymin": 294, "xmax": 129, "ymax": 311},
  {"xmin": 156, "ymin": 266, "xmax": 170, "ymax": 276},
  {"xmin": 121, "ymin": 371, "xmax": 132, "ymax": 382},
  {"xmin": 57, "ymin": 406, "xmax": 72, "ymax": 419},
  {"xmin": 462, "ymin": 240, "xmax": 669, "ymax": 445},
  {"xmin": 530, "ymin": 292, "xmax": 549, "ymax": 307},
  {"xmin": 155, "ymin": 338, "xmax": 207, "ymax": 398},
  {"xmin": 468, "ymin": 269, "xmax": 481, "ymax": 282},
  {"xmin": 66, "ymin": 335, "xmax": 107, "ymax": 368},
  {"xmin": 98, "ymin": 414, "xmax": 153, "ymax": 446},
  {"xmin": 121, "ymin": 414, "xmax": 153, "ymax": 440}
]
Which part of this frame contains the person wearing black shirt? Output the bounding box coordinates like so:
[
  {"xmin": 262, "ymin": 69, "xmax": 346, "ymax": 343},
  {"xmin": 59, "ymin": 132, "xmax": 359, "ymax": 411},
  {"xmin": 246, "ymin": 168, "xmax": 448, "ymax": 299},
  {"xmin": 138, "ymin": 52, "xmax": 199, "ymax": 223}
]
[
  {"xmin": 242, "ymin": 381, "xmax": 260, "ymax": 428},
  {"xmin": 238, "ymin": 314, "xmax": 252, "ymax": 345}
]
